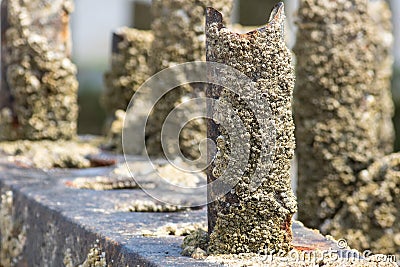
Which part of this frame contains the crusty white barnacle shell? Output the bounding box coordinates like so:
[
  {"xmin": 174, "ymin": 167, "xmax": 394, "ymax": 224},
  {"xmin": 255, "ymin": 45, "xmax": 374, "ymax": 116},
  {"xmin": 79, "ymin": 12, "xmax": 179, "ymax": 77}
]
[{"xmin": 212, "ymin": 166, "xmax": 223, "ymax": 178}]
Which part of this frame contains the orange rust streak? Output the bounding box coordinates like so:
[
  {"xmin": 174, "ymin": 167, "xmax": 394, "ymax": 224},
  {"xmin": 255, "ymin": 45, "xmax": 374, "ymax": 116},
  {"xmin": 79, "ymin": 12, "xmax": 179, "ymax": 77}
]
[
  {"xmin": 293, "ymin": 245, "xmax": 316, "ymax": 251},
  {"xmin": 61, "ymin": 10, "xmax": 69, "ymax": 43},
  {"xmin": 282, "ymin": 215, "xmax": 293, "ymax": 237},
  {"xmin": 60, "ymin": 10, "xmax": 71, "ymax": 56},
  {"xmin": 64, "ymin": 181, "xmax": 74, "ymax": 187}
]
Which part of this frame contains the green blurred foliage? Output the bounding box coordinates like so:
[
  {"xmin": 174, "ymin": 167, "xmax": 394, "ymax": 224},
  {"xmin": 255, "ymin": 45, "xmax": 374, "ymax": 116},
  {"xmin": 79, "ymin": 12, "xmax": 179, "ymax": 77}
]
[
  {"xmin": 77, "ymin": 85, "xmax": 106, "ymax": 135},
  {"xmin": 239, "ymin": 0, "xmax": 279, "ymax": 26}
]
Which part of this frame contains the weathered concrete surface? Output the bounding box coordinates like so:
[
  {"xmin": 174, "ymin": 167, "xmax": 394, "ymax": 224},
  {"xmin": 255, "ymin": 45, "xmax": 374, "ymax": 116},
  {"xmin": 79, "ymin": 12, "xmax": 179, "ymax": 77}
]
[
  {"xmin": 0, "ymin": 154, "xmax": 354, "ymax": 266},
  {"xmin": 0, "ymin": 155, "xmax": 209, "ymax": 266}
]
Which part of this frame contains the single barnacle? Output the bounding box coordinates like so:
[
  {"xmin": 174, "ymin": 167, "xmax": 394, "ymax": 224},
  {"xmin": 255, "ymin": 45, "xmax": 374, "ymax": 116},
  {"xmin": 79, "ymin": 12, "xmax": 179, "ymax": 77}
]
[{"xmin": 212, "ymin": 167, "xmax": 222, "ymax": 178}]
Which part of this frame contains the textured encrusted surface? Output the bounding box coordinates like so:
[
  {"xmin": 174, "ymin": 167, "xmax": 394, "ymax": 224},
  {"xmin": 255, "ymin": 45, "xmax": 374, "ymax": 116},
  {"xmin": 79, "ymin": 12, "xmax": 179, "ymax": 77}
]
[
  {"xmin": 181, "ymin": 228, "xmax": 208, "ymax": 258},
  {"xmin": 0, "ymin": 140, "xmax": 99, "ymax": 169},
  {"xmin": 328, "ymin": 153, "xmax": 400, "ymax": 256},
  {"xmin": 0, "ymin": 190, "xmax": 26, "ymax": 267},
  {"xmin": 66, "ymin": 244, "xmax": 107, "ymax": 267},
  {"xmin": 0, "ymin": 0, "xmax": 78, "ymax": 141},
  {"xmin": 206, "ymin": 5, "xmax": 297, "ymax": 254},
  {"xmin": 102, "ymin": 28, "xmax": 154, "ymax": 115},
  {"xmin": 294, "ymin": 0, "xmax": 397, "ymax": 255},
  {"xmin": 145, "ymin": 0, "xmax": 233, "ymax": 159},
  {"xmin": 295, "ymin": 0, "xmax": 368, "ymax": 228},
  {"xmin": 368, "ymin": 1, "xmax": 395, "ymax": 153},
  {"xmin": 149, "ymin": 0, "xmax": 233, "ymax": 73},
  {"xmin": 103, "ymin": 109, "xmax": 125, "ymax": 152},
  {"xmin": 115, "ymin": 200, "xmax": 188, "ymax": 213},
  {"xmin": 181, "ymin": 221, "xmax": 398, "ymax": 266}
]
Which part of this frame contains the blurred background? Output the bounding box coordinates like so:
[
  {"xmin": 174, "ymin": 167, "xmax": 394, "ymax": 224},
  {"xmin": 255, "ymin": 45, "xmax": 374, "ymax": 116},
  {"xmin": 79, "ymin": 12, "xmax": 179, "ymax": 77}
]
[{"xmin": 71, "ymin": 0, "xmax": 400, "ymax": 149}]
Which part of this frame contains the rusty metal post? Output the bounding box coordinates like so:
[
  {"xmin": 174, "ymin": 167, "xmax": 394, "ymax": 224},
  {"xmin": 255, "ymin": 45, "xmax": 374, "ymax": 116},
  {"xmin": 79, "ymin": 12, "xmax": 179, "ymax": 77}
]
[
  {"xmin": 205, "ymin": 8, "xmax": 223, "ymax": 237},
  {"xmin": 206, "ymin": 3, "xmax": 297, "ymax": 254},
  {"xmin": 0, "ymin": 0, "xmax": 78, "ymax": 141},
  {"xmin": 1, "ymin": 0, "xmax": 10, "ymax": 112}
]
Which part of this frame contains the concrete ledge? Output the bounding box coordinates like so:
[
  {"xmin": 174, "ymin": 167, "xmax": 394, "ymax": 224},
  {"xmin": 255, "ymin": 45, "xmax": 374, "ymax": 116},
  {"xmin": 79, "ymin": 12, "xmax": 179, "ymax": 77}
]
[{"xmin": 0, "ymin": 155, "xmax": 340, "ymax": 266}]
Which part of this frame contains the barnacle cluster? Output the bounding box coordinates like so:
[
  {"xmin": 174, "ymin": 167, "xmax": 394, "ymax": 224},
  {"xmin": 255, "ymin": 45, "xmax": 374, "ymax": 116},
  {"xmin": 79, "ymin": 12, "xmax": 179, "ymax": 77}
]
[
  {"xmin": 77, "ymin": 246, "xmax": 106, "ymax": 267},
  {"xmin": 181, "ymin": 228, "xmax": 209, "ymax": 259},
  {"xmin": 212, "ymin": 135, "xmax": 230, "ymax": 179},
  {"xmin": 0, "ymin": 190, "xmax": 26, "ymax": 267},
  {"xmin": 149, "ymin": 0, "xmax": 233, "ymax": 73},
  {"xmin": 294, "ymin": 0, "xmax": 398, "ymax": 255},
  {"xmin": 115, "ymin": 199, "xmax": 187, "ymax": 212},
  {"xmin": 368, "ymin": 0, "xmax": 395, "ymax": 153},
  {"xmin": 64, "ymin": 241, "xmax": 107, "ymax": 267},
  {"xmin": 142, "ymin": 222, "xmax": 206, "ymax": 237},
  {"xmin": 0, "ymin": 140, "xmax": 99, "ymax": 169},
  {"xmin": 67, "ymin": 176, "xmax": 139, "ymax": 191},
  {"xmin": 0, "ymin": 0, "xmax": 78, "ymax": 141},
  {"xmin": 206, "ymin": 5, "xmax": 297, "ymax": 254},
  {"xmin": 328, "ymin": 153, "xmax": 400, "ymax": 255}
]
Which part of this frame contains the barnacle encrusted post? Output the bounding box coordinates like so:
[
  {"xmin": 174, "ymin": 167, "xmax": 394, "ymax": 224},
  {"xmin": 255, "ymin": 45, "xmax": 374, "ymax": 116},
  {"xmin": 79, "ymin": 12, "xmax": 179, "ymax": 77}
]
[
  {"xmin": 103, "ymin": 28, "xmax": 154, "ymax": 118},
  {"xmin": 0, "ymin": 0, "xmax": 78, "ymax": 141},
  {"xmin": 145, "ymin": 0, "xmax": 233, "ymax": 159},
  {"xmin": 295, "ymin": 0, "xmax": 400, "ymax": 254},
  {"xmin": 102, "ymin": 28, "xmax": 153, "ymax": 152},
  {"xmin": 149, "ymin": 0, "xmax": 233, "ymax": 73},
  {"xmin": 206, "ymin": 4, "xmax": 297, "ymax": 254},
  {"xmin": 294, "ymin": 0, "xmax": 395, "ymax": 230}
]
